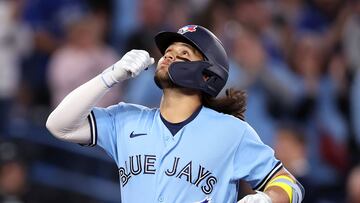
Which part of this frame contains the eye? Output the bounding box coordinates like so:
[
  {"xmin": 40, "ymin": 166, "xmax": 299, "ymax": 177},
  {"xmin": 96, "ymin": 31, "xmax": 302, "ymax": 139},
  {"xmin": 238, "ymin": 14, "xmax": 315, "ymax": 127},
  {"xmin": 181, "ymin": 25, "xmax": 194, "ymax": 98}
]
[{"xmin": 182, "ymin": 50, "xmax": 189, "ymax": 56}]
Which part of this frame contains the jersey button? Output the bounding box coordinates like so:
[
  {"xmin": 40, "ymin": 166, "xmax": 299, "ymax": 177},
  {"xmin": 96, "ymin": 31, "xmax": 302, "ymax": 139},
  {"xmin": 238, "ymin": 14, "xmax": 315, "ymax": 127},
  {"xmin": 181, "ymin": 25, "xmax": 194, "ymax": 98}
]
[{"xmin": 158, "ymin": 196, "xmax": 164, "ymax": 202}]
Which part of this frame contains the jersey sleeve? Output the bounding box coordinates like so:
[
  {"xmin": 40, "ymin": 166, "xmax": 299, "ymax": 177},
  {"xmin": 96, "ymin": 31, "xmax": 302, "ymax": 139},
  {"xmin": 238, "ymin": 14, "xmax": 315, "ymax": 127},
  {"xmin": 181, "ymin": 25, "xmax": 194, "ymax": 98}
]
[
  {"xmin": 233, "ymin": 123, "xmax": 282, "ymax": 191},
  {"xmin": 87, "ymin": 103, "xmax": 122, "ymax": 162}
]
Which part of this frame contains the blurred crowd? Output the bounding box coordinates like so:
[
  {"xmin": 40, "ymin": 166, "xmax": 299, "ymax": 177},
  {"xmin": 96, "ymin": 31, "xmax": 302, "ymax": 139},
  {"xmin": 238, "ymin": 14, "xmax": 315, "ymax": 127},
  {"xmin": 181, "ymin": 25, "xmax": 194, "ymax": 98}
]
[{"xmin": 1, "ymin": 0, "xmax": 360, "ymax": 202}]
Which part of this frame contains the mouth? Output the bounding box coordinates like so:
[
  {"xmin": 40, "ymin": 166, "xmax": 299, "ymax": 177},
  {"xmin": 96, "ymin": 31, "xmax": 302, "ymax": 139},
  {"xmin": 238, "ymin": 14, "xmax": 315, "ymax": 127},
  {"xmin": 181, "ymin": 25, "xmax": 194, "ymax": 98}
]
[
  {"xmin": 160, "ymin": 60, "xmax": 171, "ymax": 66},
  {"xmin": 158, "ymin": 61, "xmax": 172, "ymax": 70}
]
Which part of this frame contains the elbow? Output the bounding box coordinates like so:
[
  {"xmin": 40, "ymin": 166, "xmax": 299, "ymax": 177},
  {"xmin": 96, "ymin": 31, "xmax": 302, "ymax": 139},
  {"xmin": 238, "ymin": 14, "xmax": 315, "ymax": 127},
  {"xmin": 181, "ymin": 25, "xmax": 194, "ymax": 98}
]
[{"xmin": 46, "ymin": 113, "xmax": 67, "ymax": 140}]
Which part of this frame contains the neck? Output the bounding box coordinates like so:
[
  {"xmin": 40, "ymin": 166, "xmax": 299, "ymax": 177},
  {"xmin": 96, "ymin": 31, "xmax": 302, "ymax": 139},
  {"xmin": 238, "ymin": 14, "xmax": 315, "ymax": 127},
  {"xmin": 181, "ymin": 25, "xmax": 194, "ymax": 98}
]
[{"xmin": 160, "ymin": 88, "xmax": 202, "ymax": 123}]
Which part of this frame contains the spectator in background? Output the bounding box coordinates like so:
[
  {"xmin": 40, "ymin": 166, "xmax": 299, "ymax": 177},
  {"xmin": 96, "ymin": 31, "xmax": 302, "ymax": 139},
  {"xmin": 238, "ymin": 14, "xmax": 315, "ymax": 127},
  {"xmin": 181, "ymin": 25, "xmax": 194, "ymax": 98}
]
[
  {"xmin": 22, "ymin": 0, "xmax": 89, "ymax": 107},
  {"xmin": 287, "ymin": 33, "xmax": 350, "ymax": 201},
  {"xmin": 0, "ymin": 141, "xmax": 38, "ymax": 203},
  {"xmin": 317, "ymin": 52, "xmax": 350, "ymax": 174},
  {"xmin": 347, "ymin": 165, "xmax": 360, "ymax": 203},
  {"xmin": 0, "ymin": 160, "xmax": 30, "ymax": 203},
  {"xmin": 0, "ymin": 0, "xmax": 32, "ymax": 134},
  {"xmin": 47, "ymin": 12, "xmax": 120, "ymax": 108},
  {"xmin": 233, "ymin": 0, "xmax": 271, "ymax": 34},
  {"xmin": 351, "ymin": 71, "xmax": 360, "ymax": 156},
  {"xmin": 274, "ymin": 125, "xmax": 309, "ymax": 180},
  {"xmin": 343, "ymin": 0, "xmax": 360, "ymax": 72},
  {"xmin": 272, "ymin": 0, "xmax": 304, "ymax": 27},
  {"xmin": 287, "ymin": 33, "xmax": 331, "ymax": 125},
  {"xmin": 121, "ymin": 0, "xmax": 169, "ymax": 107},
  {"xmin": 233, "ymin": 0, "xmax": 287, "ymax": 63},
  {"xmin": 165, "ymin": 0, "xmax": 192, "ymax": 31},
  {"xmin": 273, "ymin": 124, "xmax": 313, "ymax": 202},
  {"xmin": 297, "ymin": 0, "xmax": 344, "ymax": 33},
  {"xmin": 225, "ymin": 25, "xmax": 298, "ymax": 146},
  {"xmin": 343, "ymin": 0, "xmax": 360, "ymax": 155},
  {"xmin": 196, "ymin": 0, "xmax": 232, "ymax": 45},
  {"xmin": 124, "ymin": 0, "xmax": 168, "ymax": 57}
]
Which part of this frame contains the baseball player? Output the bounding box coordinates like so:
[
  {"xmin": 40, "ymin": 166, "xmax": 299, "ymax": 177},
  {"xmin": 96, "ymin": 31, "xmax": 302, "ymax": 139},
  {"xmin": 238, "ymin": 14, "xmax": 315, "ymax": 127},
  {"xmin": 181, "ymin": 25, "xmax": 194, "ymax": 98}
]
[{"xmin": 46, "ymin": 25, "xmax": 304, "ymax": 203}]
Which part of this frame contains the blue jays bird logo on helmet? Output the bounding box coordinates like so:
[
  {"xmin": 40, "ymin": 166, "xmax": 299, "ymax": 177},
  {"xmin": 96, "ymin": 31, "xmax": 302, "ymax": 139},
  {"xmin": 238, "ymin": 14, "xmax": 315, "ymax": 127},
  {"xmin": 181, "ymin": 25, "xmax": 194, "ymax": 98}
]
[{"xmin": 178, "ymin": 25, "xmax": 198, "ymax": 34}]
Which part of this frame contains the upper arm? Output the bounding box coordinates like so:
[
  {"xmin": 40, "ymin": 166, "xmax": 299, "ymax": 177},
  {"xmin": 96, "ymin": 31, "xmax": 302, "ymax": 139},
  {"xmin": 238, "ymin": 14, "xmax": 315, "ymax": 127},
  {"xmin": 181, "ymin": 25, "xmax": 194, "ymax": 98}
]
[
  {"xmin": 46, "ymin": 111, "xmax": 92, "ymax": 144},
  {"xmin": 88, "ymin": 103, "xmax": 148, "ymax": 163},
  {"xmin": 269, "ymin": 168, "xmax": 295, "ymax": 181},
  {"xmin": 263, "ymin": 168, "xmax": 305, "ymax": 203},
  {"xmin": 233, "ymin": 124, "xmax": 282, "ymax": 190},
  {"xmin": 65, "ymin": 120, "xmax": 92, "ymax": 144},
  {"xmin": 88, "ymin": 106, "xmax": 120, "ymax": 161}
]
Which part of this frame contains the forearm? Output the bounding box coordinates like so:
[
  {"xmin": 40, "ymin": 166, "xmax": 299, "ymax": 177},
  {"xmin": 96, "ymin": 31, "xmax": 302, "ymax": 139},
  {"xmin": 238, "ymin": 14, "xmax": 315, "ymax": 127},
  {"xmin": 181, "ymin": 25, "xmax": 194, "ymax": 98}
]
[
  {"xmin": 46, "ymin": 75, "xmax": 110, "ymax": 143},
  {"xmin": 46, "ymin": 49, "xmax": 154, "ymax": 144}
]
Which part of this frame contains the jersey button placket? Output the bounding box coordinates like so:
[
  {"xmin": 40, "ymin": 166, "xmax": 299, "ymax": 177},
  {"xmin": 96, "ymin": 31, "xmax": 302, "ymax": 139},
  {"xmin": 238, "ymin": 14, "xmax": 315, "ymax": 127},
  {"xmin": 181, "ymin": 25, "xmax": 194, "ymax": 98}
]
[{"xmin": 163, "ymin": 134, "xmax": 175, "ymax": 148}]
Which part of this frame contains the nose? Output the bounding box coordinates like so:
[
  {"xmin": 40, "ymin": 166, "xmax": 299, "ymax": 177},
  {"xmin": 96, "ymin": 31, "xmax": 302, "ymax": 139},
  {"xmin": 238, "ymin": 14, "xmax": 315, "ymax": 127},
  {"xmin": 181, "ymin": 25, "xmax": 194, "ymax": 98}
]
[{"xmin": 164, "ymin": 52, "xmax": 175, "ymax": 61}]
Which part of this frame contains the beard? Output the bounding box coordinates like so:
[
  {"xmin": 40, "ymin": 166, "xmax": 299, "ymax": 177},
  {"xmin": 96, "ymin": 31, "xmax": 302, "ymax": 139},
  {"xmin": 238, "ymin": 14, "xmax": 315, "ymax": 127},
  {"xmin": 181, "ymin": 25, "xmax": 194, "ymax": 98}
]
[{"xmin": 154, "ymin": 68, "xmax": 178, "ymax": 89}]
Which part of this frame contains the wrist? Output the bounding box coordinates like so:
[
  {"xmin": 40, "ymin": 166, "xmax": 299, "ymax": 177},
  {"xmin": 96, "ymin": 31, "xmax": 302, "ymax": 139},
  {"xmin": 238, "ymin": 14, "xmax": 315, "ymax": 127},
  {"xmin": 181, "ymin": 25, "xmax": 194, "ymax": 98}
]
[
  {"xmin": 238, "ymin": 191, "xmax": 272, "ymax": 203},
  {"xmin": 101, "ymin": 65, "xmax": 129, "ymax": 88},
  {"xmin": 257, "ymin": 191, "xmax": 272, "ymax": 203}
]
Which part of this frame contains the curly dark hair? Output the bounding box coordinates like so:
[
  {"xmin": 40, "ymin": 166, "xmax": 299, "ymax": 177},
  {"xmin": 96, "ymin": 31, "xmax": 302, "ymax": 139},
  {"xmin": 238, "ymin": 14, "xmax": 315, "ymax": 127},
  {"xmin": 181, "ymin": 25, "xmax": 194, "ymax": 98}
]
[{"xmin": 202, "ymin": 88, "xmax": 247, "ymax": 121}]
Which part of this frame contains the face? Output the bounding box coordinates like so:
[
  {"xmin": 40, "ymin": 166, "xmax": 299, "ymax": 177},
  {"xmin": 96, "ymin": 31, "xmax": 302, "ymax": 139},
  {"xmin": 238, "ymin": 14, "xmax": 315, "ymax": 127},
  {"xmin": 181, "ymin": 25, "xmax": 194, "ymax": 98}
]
[{"xmin": 155, "ymin": 42, "xmax": 204, "ymax": 88}]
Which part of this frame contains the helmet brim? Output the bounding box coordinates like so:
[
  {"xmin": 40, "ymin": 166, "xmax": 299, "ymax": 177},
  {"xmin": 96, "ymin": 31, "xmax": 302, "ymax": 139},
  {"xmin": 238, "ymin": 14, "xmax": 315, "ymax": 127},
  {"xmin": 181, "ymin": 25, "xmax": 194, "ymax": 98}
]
[{"xmin": 154, "ymin": 32, "xmax": 204, "ymax": 56}]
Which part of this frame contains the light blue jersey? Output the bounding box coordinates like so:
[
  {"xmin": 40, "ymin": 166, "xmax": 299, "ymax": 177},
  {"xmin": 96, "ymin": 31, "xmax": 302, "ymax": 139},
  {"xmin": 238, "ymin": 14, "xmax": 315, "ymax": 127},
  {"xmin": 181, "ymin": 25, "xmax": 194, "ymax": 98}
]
[{"xmin": 87, "ymin": 102, "xmax": 282, "ymax": 203}]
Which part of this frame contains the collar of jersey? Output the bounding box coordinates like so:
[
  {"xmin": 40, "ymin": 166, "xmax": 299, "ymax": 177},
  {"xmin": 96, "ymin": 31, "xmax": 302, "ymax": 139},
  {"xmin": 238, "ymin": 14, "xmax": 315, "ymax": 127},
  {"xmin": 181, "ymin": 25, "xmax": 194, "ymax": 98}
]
[{"xmin": 159, "ymin": 105, "xmax": 203, "ymax": 136}]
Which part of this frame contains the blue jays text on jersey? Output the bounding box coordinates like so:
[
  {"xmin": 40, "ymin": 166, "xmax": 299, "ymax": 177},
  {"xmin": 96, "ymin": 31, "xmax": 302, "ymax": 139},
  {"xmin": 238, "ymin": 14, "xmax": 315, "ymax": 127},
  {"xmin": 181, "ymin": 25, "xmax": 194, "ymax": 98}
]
[
  {"xmin": 119, "ymin": 154, "xmax": 217, "ymax": 195},
  {"xmin": 87, "ymin": 102, "xmax": 282, "ymax": 203}
]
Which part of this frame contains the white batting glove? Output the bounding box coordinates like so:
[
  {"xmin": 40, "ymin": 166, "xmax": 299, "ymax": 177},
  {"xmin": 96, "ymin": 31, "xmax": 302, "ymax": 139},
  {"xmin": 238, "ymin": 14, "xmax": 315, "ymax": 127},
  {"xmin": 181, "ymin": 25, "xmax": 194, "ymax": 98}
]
[
  {"xmin": 238, "ymin": 191, "xmax": 272, "ymax": 203},
  {"xmin": 101, "ymin": 49, "xmax": 155, "ymax": 87}
]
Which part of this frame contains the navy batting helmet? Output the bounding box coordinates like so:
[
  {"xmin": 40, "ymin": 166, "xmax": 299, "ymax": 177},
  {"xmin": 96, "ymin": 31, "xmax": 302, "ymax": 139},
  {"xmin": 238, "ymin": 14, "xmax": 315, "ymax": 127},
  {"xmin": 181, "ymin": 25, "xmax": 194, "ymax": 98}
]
[{"xmin": 154, "ymin": 25, "xmax": 229, "ymax": 97}]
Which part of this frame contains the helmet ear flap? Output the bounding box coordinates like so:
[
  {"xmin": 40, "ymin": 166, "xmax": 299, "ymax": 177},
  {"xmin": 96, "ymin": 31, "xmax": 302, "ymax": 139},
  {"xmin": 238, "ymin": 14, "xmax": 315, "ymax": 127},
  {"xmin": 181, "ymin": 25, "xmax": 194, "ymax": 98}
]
[
  {"xmin": 203, "ymin": 70, "xmax": 226, "ymax": 95},
  {"xmin": 168, "ymin": 61, "xmax": 214, "ymax": 93},
  {"xmin": 202, "ymin": 69, "xmax": 213, "ymax": 82},
  {"xmin": 167, "ymin": 61, "xmax": 227, "ymax": 97}
]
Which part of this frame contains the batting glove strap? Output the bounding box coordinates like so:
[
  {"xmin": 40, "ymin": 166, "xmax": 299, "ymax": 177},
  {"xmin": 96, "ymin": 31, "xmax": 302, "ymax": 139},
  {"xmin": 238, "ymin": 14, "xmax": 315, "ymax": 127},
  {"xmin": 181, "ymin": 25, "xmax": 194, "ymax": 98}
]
[
  {"xmin": 101, "ymin": 65, "xmax": 127, "ymax": 88},
  {"xmin": 238, "ymin": 191, "xmax": 272, "ymax": 203}
]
